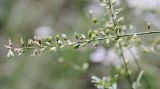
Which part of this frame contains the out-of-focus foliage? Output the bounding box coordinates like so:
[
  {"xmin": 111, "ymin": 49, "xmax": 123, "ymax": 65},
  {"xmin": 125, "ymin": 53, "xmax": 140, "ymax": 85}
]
[{"xmin": 1, "ymin": 0, "xmax": 160, "ymax": 89}]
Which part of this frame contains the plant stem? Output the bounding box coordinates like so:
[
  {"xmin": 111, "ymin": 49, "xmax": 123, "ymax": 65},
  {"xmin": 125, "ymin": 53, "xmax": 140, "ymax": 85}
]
[
  {"xmin": 119, "ymin": 42, "xmax": 133, "ymax": 89},
  {"xmin": 7, "ymin": 31, "xmax": 160, "ymax": 50},
  {"xmin": 77, "ymin": 31, "xmax": 160, "ymax": 44}
]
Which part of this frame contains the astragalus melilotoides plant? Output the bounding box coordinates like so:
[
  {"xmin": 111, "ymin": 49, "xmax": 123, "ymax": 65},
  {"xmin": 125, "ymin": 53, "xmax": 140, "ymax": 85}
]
[{"xmin": 5, "ymin": 0, "xmax": 160, "ymax": 89}]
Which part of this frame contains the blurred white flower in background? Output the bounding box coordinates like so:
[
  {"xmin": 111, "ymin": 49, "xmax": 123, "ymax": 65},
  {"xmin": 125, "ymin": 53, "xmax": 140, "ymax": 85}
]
[
  {"xmin": 90, "ymin": 46, "xmax": 139, "ymax": 67},
  {"xmin": 127, "ymin": 0, "xmax": 160, "ymax": 29},
  {"xmin": 90, "ymin": 46, "xmax": 107, "ymax": 63},
  {"xmin": 104, "ymin": 48, "xmax": 121, "ymax": 67},
  {"xmin": 35, "ymin": 26, "xmax": 54, "ymax": 39},
  {"xmin": 105, "ymin": 47, "xmax": 139, "ymax": 67},
  {"xmin": 85, "ymin": 0, "xmax": 121, "ymax": 18},
  {"xmin": 85, "ymin": 0, "xmax": 105, "ymax": 18},
  {"xmin": 123, "ymin": 47, "xmax": 139, "ymax": 62},
  {"xmin": 127, "ymin": 0, "xmax": 160, "ymax": 10}
]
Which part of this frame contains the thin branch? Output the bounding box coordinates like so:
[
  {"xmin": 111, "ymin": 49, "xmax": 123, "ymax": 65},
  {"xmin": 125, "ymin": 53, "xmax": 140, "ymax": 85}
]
[
  {"xmin": 119, "ymin": 42, "xmax": 133, "ymax": 89},
  {"xmin": 6, "ymin": 31, "xmax": 160, "ymax": 50}
]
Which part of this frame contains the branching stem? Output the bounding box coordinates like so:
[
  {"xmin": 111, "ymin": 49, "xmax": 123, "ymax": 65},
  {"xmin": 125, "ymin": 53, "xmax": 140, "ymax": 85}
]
[{"xmin": 7, "ymin": 31, "xmax": 160, "ymax": 50}]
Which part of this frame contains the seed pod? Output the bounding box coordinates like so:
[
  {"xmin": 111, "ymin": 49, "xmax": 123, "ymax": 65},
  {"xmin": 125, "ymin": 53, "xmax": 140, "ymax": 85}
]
[
  {"xmin": 55, "ymin": 35, "xmax": 60, "ymax": 41},
  {"xmin": 74, "ymin": 44, "xmax": 80, "ymax": 49},
  {"xmin": 105, "ymin": 29, "xmax": 110, "ymax": 34},
  {"xmin": 88, "ymin": 30, "xmax": 93, "ymax": 37},
  {"xmin": 80, "ymin": 34, "xmax": 86, "ymax": 40},
  {"xmin": 94, "ymin": 30, "xmax": 99, "ymax": 36},
  {"xmin": 92, "ymin": 18, "xmax": 97, "ymax": 24},
  {"xmin": 20, "ymin": 38, "xmax": 25, "ymax": 46},
  {"xmin": 147, "ymin": 22, "xmax": 151, "ymax": 30},
  {"xmin": 27, "ymin": 39, "xmax": 33, "ymax": 46},
  {"xmin": 46, "ymin": 36, "xmax": 52, "ymax": 43},
  {"xmin": 57, "ymin": 40, "xmax": 62, "ymax": 46},
  {"xmin": 74, "ymin": 32, "xmax": 79, "ymax": 40},
  {"xmin": 8, "ymin": 39, "xmax": 12, "ymax": 47},
  {"xmin": 62, "ymin": 34, "xmax": 67, "ymax": 41},
  {"xmin": 50, "ymin": 47, "xmax": 57, "ymax": 51},
  {"xmin": 38, "ymin": 40, "xmax": 42, "ymax": 45},
  {"xmin": 91, "ymin": 34, "xmax": 97, "ymax": 40},
  {"xmin": 105, "ymin": 39, "xmax": 110, "ymax": 45},
  {"xmin": 100, "ymin": 31, "xmax": 105, "ymax": 36}
]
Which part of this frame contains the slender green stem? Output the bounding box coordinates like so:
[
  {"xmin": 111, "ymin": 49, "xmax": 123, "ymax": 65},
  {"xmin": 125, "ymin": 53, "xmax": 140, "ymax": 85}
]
[
  {"xmin": 81, "ymin": 31, "xmax": 160, "ymax": 43},
  {"xmin": 7, "ymin": 31, "xmax": 160, "ymax": 50},
  {"xmin": 119, "ymin": 42, "xmax": 133, "ymax": 89},
  {"xmin": 119, "ymin": 31, "xmax": 160, "ymax": 37},
  {"xmin": 77, "ymin": 31, "xmax": 160, "ymax": 43}
]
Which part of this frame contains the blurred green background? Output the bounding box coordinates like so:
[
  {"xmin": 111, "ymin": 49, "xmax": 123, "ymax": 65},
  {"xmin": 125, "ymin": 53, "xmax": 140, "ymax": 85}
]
[{"xmin": 0, "ymin": 0, "xmax": 160, "ymax": 89}]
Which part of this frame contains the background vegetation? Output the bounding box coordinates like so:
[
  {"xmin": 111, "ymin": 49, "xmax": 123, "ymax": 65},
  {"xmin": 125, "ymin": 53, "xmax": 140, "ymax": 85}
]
[{"xmin": 0, "ymin": 0, "xmax": 160, "ymax": 89}]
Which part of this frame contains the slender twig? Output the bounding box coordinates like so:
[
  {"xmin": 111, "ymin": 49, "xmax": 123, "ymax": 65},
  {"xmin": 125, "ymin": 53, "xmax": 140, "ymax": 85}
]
[
  {"xmin": 119, "ymin": 42, "xmax": 133, "ymax": 89},
  {"xmin": 77, "ymin": 31, "xmax": 160, "ymax": 44},
  {"xmin": 6, "ymin": 31, "xmax": 160, "ymax": 50}
]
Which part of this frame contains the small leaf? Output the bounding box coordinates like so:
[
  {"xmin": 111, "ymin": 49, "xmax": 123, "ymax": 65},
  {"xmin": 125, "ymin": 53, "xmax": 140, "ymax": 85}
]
[
  {"xmin": 91, "ymin": 76, "xmax": 101, "ymax": 83},
  {"xmin": 115, "ymin": 8, "xmax": 123, "ymax": 14},
  {"xmin": 55, "ymin": 35, "xmax": 60, "ymax": 41},
  {"xmin": 132, "ymin": 70, "xmax": 144, "ymax": 89},
  {"xmin": 20, "ymin": 38, "xmax": 25, "ymax": 46},
  {"xmin": 8, "ymin": 39, "xmax": 12, "ymax": 47},
  {"xmin": 57, "ymin": 40, "xmax": 63, "ymax": 46},
  {"xmin": 106, "ymin": 29, "xmax": 110, "ymax": 34},
  {"xmin": 74, "ymin": 32, "xmax": 79, "ymax": 39},
  {"xmin": 7, "ymin": 50, "xmax": 14, "ymax": 58},
  {"xmin": 117, "ymin": 17, "xmax": 124, "ymax": 22},
  {"xmin": 18, "ymin": 49, "xmax": 24, "ymax": 56},
  {"xmin": 91, "ymin": 34, "xmax": 97, "ymax": 40},
  {"xmin": 92, "ymin": 18, "xmax": 97, "ymax": 24},
  {"xmin": 105, "ymin": 39, "xmax": 110, "ymax": 45},
  {"xmin": 27, "ymin": 39, "xmax": 33, "ymax": 46},
  {"xmin": 88, "ymin": 30, "xmax": 93, "ymax": 37},
  {"xmin": 80, "ymin": 34, "xmax": 86, "ymax": 40},
  {"xmin": 136, "ymin": 70, "xmax": 144, "ymax": 83},
  {"xmin": 100, "ymin": 31, "xmax": 105, "ymax": 36},
  {"xmin": 147, "ymin": 22, "xmax": 151, "ymax": 30},
  {"xmin": 45, "ymin": 42, "xmax": 51, "ymax": 46},
  {"xmin": 49, "ymin": 47, "xmax": 57, "ymax": 51},
  {"xmin": 46, "ymin": 36, "xmax": 52, "ymax": 43},
  {"xmin": 74, "ymin": 44, "xmax": 80, "ymax": 49},
  {"xmin": 62, "ymin": 34, "xmax": 67, "ymax": 40}
]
